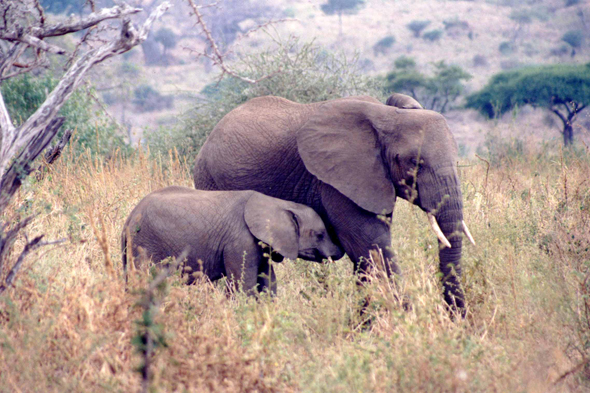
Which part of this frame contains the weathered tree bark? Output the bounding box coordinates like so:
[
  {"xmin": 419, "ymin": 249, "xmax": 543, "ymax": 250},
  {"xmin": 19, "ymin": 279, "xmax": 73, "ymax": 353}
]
[{"xmin": 0, "ymin": 2, "xmax": 170, "ymax": 295}]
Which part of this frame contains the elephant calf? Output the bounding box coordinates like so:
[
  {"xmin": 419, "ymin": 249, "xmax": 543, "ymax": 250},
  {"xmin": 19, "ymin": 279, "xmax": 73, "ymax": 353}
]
[{"xmin": 121, "ymin": 186, "xmax": 341, "ymax": 294}]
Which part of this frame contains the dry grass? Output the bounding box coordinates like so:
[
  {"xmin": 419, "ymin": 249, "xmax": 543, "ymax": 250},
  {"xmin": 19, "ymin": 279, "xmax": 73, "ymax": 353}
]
[{"xmin": 1, "ymin": 136, "xmax": 590, "ymax": 392}]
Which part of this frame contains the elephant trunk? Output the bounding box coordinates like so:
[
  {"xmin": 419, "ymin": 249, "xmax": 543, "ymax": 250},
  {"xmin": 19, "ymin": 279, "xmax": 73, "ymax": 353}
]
[
  {"xmin": 436, "ymin": 204, "xmax": 465, "ymax": 315},
  {"xmin": 421, "ymin": 171, "xmax": 466, "ymax": 315}
]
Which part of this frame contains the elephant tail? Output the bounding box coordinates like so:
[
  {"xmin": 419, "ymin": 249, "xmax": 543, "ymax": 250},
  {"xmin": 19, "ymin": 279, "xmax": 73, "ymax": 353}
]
[{"xmin": 121, "ymin": 228, "xmax": 130, "ymax": 287}]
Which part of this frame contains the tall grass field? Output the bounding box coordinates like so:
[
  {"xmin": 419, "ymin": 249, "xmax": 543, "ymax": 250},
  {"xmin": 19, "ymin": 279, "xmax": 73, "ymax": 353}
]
[{"xmin": 1, "ymin": 136, "xmax": 589, "ymax": 392}]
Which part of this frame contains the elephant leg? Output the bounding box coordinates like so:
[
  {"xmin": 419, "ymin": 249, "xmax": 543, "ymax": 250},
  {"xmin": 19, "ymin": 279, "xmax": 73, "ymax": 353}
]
[
  {"xmin": 223, "ymin": 244, "xmax": 261, "ymax": 296},
  {"xmin": 257, "ymin": 257, "xmax": 277, "ymax": 296},
  {"xmin": 320, "ymin": 185, "xmax": 400, "ymax": 280}
]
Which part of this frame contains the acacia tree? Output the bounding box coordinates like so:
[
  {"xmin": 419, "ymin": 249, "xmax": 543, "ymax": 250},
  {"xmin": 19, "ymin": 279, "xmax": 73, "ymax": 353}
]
[
  {"xmin": 384, "ymin": 57, "xmax": 472, "ymax": 113},
  {"xmin": 320, "ymin": 0, "xmax": 365, "ymax": 36},
  {"xmin": 0, "ymin": 0, "xmax": 170, "ymax": 294},
  {"xmin": 466, "ymin": 63, "xmax": 590, "ymax": 145}
]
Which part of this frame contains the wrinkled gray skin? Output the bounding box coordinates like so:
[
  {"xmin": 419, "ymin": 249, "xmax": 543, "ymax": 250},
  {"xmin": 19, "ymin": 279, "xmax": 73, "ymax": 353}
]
[
  {"xmin": 121, "ymin": 186, "xmax": 341, "ymax": 295},
  {"xmin": 193, "ymin": 94, "xmax": 466, "ymax": 313}
]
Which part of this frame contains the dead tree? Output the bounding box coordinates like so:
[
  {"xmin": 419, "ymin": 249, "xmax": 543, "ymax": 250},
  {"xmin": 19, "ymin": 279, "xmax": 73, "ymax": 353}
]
[{"xmin": 0, "ymin": 1, "xmax": 170, "ymax": 295}]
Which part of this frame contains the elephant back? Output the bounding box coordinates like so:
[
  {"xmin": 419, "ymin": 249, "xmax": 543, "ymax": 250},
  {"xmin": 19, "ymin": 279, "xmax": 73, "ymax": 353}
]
[{"xmin": 193, "ymin": 97, "xmax": 318, "ymax": 204}]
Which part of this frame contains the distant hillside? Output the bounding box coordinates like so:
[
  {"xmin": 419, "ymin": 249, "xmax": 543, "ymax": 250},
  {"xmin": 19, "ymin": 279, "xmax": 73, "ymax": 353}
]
[{"xmin": 89, "ymin": 0, "xmax": 590, "ymax": 149}]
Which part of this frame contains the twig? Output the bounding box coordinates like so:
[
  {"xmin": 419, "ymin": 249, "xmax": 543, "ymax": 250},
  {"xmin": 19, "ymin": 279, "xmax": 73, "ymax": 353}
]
[
  {"xmin": 30, "ymin": 4, "xmax": 141, "ymax": 38},
  {"xmin": 0, "ymin": 2, "xmax": 171, "ymax": 179},
  {"xmin": 0, "ymin": 216, "xmax": 35, "ymax": 273},
  {"xmin": 553, "ymin": 358, "xmax": 588, "ymax": 385},
  {"xmin": 0, "ymin": 236, "xmax": 66, "ymax": 295},
  {"xmin": 0, "ymin": 33, "xmax": 68, "ymax": 55},
  {"xmin": 185, "ymin": 0, "xmax": 281, "ymax": 84}
]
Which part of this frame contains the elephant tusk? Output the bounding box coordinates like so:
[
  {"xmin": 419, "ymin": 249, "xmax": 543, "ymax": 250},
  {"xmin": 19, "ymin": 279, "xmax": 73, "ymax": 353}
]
[
  {"xmin": 462, "ymin": 221, "xmax": 476, "ymax": 246},
  {"xmin": 427, "ymin": 213, "xmax": 452, "ymax": 249}
]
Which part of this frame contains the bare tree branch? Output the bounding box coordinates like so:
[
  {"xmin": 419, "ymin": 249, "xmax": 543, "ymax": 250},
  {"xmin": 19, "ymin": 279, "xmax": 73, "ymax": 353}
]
[
  {"xmin": 185, "ymin": 0, "xmax": 281, "ymax": 84},
  {"xmin": 551, "ymin": 106, "xmax": 568, "ymax": 131},
  {"xmin": 0, "ymin": 89, "xmax": 14, "ymax": 137},
  {"xmin": 0, "ymin": 2, "xmax": 171, "ymax": 179},
  {"xmin": 0, "ymin": 117, "xmax": 65, "ymax": 212},
  {"xmin": 0, "ymin": 33, "xmax": 68, "ymax": 55},
  {"xmin": 0, "ymin": 43, "xmax": 27, "ymax": 79},
  {"xmin": 0, "ymin": 234, "xmax": 66, "ymax": 295},
  {"xmin": 0, "ymin": 216, "xmax": 35, "ymax": 274},
  {"xmin": 30, "ymin": 4, "xmax": 142, "ymax": 38},
  {"xmin": 0, "ymin": 1, "xmax": 171, "ymax": 300}
]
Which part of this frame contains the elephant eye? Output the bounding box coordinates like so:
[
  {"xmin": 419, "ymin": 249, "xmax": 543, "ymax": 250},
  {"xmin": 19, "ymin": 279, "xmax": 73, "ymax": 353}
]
[
  {"xmin": 317, "ymin": 232, "xmax": 324, "ymax": 241},
  {"xmin": 410, "ymin": 158, "xmax": 424, "ymax": 171}
]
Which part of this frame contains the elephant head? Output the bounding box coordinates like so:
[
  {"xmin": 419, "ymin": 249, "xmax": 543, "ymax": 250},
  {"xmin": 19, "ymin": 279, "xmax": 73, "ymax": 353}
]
[
  {"xmin": 244, "ymin": 193, "xmax": 342, "ymax": 262},
  {"xmin": 386, "ymin": 93, "xmax": 423, "ymax": 109},
  {"xmin": 296, "ymin": 97, "xmax": 474, "ymax": 310}
]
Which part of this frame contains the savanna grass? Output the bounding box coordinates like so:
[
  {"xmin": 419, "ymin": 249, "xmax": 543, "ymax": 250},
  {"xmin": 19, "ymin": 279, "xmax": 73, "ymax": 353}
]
[{"xmin": 1, "ymin": 138, "xmax": 589, "ymax": 392}]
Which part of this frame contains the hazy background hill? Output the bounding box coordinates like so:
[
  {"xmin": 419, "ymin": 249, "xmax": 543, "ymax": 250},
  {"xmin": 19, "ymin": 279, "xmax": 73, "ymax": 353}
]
[{"xmin": 83, "ymin": 0, "xmax": 590, "ymax": 152}]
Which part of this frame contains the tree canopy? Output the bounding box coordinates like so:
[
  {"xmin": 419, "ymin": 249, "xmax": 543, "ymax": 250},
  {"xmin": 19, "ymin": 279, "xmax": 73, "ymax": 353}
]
[
  {"xmin": 384, "ymin": 57, "xmax": 471, "ymax": 113},
  {"xmin": 465, "ymin": 63, "xmax": 590, "ymax": 145},
  {"xmin": 320, "ymin": 0, "xmax": 365, "ymax": 36}
]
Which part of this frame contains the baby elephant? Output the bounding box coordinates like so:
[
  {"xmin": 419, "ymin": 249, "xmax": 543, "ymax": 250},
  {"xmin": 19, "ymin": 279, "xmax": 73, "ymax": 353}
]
[{"xmin": 121, "ymin": 186, "xmax": 341, "ymax": 294}]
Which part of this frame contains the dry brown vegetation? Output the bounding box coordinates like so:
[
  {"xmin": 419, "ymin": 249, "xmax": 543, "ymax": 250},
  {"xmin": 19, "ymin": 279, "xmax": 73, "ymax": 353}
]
[{"xmin": 1, "ymin": 131, "xmax": 590, "ymax": 392}]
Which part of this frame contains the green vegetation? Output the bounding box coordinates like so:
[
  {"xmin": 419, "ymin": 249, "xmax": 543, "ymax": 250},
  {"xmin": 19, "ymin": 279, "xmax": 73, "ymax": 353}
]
[
  {"xmin": 147, "ymin": 37, "xmax": 381, "ymax": 157},
  {"xmin": 373, "ymin": 35, "xmax": 396, "ymax": 56},
  {"xmin": 499, "ymin": 41, "xmax": 516, "ymax": 55},
  {"xmin": 561, "ymin": 30, "xmax": 584, "ymax": 56},
  {"xmin": 466, "ymin": 63, "xmax": 590, "ymax": 145},
  {"xmin": 384, "ymin": 57, "xmax": 472, "ymax": 113},
  {"xmin": 154, "ymin": 28, "xmax": 178, "ymax": 56},
  {"xmin": 407, "ymin": 20, "xmax": 431, "ymax": 37},
  {"xmin": 320, "ymin": 0, "xmax": 366, "ymax": 36},
  {"xmin": 133, "ymin": 85, "xmax": 174, "ymax": 113},
  {"xmin": 422, "ymin": 29, "xmax": 443, "ymax": 42},
  {"xmin": 1, "ymin": 74, "xmax": 127, "ymax": 156}
]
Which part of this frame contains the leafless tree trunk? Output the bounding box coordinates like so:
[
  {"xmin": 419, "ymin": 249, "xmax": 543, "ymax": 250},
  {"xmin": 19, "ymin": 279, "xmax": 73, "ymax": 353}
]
[{"xmin": 0, "ymin": 1, "xmax": 170, "ymax": 294}]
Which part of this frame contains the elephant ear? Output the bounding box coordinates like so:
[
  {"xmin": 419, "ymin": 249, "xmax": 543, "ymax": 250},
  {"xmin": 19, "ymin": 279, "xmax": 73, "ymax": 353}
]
[
  {"xmin": 385, "ymin": 93, "xmax": 423, "ymax": 109},
  {"xmin": 297, "ymin": 100, "xmax": 395, "ymax": 214},
  {"xmin": 244, "ymin": 193, "xmax": 299, "ymax": 260}
]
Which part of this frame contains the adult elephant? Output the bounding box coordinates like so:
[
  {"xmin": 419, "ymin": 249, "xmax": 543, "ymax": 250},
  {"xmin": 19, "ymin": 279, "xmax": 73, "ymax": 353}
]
[{"xmin": 193, "ymin": 94, "xmax": 475, "ymax": 314}]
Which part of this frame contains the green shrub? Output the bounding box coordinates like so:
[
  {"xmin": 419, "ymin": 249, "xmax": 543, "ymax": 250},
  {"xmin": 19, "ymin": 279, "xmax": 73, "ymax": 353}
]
[
  {"xmin": 154, "ymin": 28, "xmax": 178, "ymax": 55},
  {"xmin": 499, "ymin": 41, "xmax": 516, "ymax": 55},
  {"xmin": 1, "ymin": 74, "xmax": 128, "ymax": 156},
  {"xmin": 407, "ymin": 20, "xmax": 431, "ymax": 37},
  {"xmin": 133, "ymin": 85, "xmax": 174, "ymax": 112},
  {"xmin": 473, "ymin": 54, "xmax": 488, "ymax": 67},
  {"xmin": 562, "ymin": 30, "xmax": 584, "ymax": 51},
  {"xmin": 384, "ymin": 58, "xmax": 471, "ymax": 113},
  {"xmin": 443, "ymin": 17, "xmax": 469, "ymax": 30},
  {"xmin": 146, "ymin": 36, "xmax": 381, "ymax": 157},
  {"xmin": 422, "ymin": 29, "xmax": 443, "ymax": 42},
  {"xmin": 373, "ymin": 35, "xmax": 396, "ymax": 56},
  {"xmin": 509, "ymin": 9, "xmax": 532, "ymax": 25},
  {"xmin": 393, "ymin": 56, "xmax": 416, "ymax": 70},
  {"xmin": 550, "ymin": 44, "xmax": 571, "ymax": 57}
]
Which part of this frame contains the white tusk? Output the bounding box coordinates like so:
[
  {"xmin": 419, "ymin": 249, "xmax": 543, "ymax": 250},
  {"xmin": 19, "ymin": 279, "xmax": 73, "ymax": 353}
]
[
  {"xmin": 462, "ymin": 220, "xmax": 476, "ymax": 246},
  {"xmin": 427, "ymin": 213, "xmax": 452, "ymax": 249}
]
